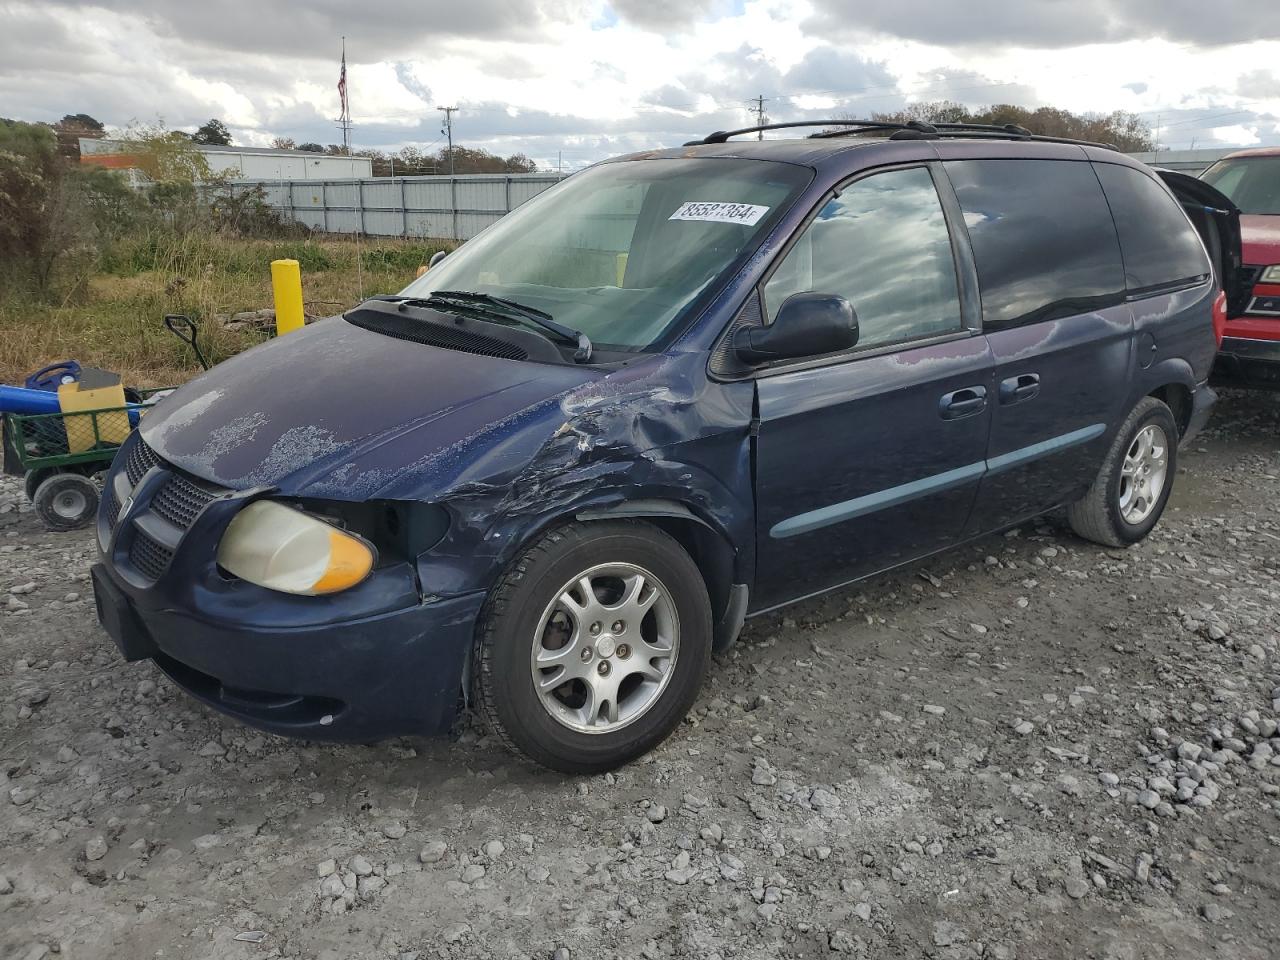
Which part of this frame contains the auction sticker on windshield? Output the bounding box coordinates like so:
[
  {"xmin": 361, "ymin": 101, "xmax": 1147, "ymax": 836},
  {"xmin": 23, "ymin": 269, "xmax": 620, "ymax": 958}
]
[{"xmin": 669, "ymin": 201, "xmax": 770, "ymax": 226}]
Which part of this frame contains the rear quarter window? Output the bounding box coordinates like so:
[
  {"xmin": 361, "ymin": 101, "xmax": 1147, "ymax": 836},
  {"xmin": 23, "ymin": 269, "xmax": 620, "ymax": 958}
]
[
  {"xmin": 944, "ymin": 159, "xmax": 1125, "ymax": 331},
  {"xmin": 1093, "ymin": 163, "xmax": 1211, "ymax": 295}
]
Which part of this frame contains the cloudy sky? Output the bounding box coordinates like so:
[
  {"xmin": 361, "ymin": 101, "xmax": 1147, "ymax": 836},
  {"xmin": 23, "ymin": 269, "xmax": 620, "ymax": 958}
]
[{"xmin": 2, "ymin": 0, "xmax": 1279, "ymax": 169}]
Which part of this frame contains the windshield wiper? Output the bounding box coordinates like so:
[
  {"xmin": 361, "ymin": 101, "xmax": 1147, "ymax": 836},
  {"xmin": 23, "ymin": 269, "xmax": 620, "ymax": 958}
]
[{"xmin": 372, "ymin": 291, "xmax": 593, "ymax": 362}]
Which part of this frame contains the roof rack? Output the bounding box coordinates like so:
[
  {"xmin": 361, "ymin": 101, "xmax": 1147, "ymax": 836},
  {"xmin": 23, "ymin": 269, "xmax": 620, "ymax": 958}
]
[
  {"xmin": 684, "ymin": 120, "xmax": 931, "ymax": 146},
  {"xmin": 685, "ymin": 118, "xmax": 1117, "ymax": 151}
]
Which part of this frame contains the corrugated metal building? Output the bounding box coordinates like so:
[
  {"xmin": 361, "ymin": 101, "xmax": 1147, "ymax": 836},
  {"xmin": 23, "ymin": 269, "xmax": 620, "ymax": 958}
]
[
  {"xmin": 234, "ymin": 173, "xmax": 569, "ymax": 240},
  {"xmin": 79, "ymin": 139, "xmax": 373, "ymax": 182}
]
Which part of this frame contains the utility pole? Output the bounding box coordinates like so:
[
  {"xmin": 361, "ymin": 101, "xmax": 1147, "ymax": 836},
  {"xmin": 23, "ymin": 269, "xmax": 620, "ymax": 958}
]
[
  {"xmin": 752, "ymin": 95, "xmax": 769, "ymax": 139},
  {"xmin": 438, "ymin": 105, "xmax": 457, "ymax": 176}
]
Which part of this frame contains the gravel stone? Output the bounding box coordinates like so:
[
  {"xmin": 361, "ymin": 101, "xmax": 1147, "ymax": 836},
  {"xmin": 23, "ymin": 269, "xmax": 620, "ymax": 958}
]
[{"xmin": 418, "ymin": 841, "xmax": 447, "ymax": 864}]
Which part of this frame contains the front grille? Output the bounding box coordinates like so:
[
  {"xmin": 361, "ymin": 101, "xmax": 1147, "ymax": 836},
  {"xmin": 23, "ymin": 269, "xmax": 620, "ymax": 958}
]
[
  {"xmin": 126, "ymin": 438, "xmax": 159, "ymax": 486},
  {"xmin": 152, "ymin": 474, "xmax": 222, "ymax": 530},
  {"xmin": 128, "ymin": 531, "xmax": 174, "ymax": 580},
  {"xmin": 110, "ymin": 437, "xmax": 230, "ymax": 582},
  {"xmin": 102, "ymin": 484, "xmax": 118, "ymax": 532}
]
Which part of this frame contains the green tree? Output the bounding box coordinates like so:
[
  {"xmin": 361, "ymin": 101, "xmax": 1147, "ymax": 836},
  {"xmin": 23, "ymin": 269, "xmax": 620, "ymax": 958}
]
[
  {"xmin": 297, "ymin": 142, "xmax": 324, "ymax": 153},
  {"xmin": 192, "ymin": 118, "xmax": 232, "ymax": 145},
  {"xmin": 0, "ymin": 119, "xmax": 136, "ymax": 294},
  {"xmin": 45, "ymin": 113, "xmax": 108, "ymax": 161}
]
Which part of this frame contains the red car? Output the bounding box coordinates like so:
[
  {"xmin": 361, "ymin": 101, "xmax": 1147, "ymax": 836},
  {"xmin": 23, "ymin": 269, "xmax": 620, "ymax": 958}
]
[{"xmin": 1199, "ymin": 147, "xmax": 1280, "ymax": 388}]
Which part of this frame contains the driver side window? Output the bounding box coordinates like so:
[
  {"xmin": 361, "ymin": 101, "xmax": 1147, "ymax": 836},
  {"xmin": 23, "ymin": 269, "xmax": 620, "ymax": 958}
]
[{"xmin": 763, "ymin": 166, "xmax": 963, "ymax": 351}]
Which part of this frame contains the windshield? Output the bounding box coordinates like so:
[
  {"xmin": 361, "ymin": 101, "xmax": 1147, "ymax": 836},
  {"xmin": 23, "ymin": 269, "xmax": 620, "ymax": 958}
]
[
  {"xmin": 1201, "ymin": 156, "xmax": 1280, "ymax": 215},
  {"xmin": 400, "ymin": 158, "xmax": 811, "ymax": 352}
]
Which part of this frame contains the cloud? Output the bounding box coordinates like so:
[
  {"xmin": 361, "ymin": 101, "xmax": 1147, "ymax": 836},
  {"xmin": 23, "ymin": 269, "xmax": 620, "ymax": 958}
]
[
  {"xmin": 610, "ymin": 0, "xmax": 716, "ymax": 31},
  {"xmin": 37, "ymin": 0, "xmax": 591, "ymax": 59},
  {"xmin": 783, "ymin": 46, "xmax": 894, "ymax": 94},
  {"xmin": 2, "ymin": 0, "xmax": 1277, "ymax": 169},
  {"xmin": 804, "ymin": 0, "xmax": 1280, "ymax": 49},
  {"xmin": 1237, "ymin": 70, "xmax": 1280, "ymax": 99}
]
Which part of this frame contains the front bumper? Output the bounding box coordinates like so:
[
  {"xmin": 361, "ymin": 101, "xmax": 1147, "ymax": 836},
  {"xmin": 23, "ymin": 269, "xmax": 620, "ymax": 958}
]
[
  {"xmin": 1212, "ymin": 336, "xmax": 1280, "ymax": 391},
  {"xmin": 92, "ymin": 434, "xmax": 487, "ymax": 742},
  {"xmin": 92, "ymin": 561, "xmax": 484, "ymax": 740}
]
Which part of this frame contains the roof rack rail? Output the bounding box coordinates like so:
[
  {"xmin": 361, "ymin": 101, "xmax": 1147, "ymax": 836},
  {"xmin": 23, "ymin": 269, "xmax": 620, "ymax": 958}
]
[
  {"xmin": 684, "ymin": 119, "xmax": 932, "ymax": 146},
  {"xmin": 685, "ymin": 118, "xmax": 1117, "ymax": 151}
]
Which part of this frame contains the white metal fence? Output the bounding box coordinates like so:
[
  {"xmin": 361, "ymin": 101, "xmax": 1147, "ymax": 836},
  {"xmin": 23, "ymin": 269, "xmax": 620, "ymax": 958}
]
[{"xmin": 228, "ymin": 173, "xmax": 569, "ymax": 241}]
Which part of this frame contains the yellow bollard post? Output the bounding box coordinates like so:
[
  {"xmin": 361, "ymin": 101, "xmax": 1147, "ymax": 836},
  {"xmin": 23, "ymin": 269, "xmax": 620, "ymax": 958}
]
[{"xmin": 271, "ymin": 259, "xmax": 305, "ymax": 336}]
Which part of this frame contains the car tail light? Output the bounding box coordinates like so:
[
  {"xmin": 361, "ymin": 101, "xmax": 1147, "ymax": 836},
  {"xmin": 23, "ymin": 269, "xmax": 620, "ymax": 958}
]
[{"xmin": 1211, "ymin": 290, "xmax": 1227, "ymax": 348}]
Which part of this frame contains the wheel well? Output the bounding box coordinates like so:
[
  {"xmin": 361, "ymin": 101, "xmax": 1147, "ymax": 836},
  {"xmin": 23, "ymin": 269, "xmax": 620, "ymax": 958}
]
[
  {"xmin": 568, "ymin": 511, "xmax": 736, "ymax": 626},
  {"xmin": 1148, "ymin": 384, "xmax": 1192, "ymax": 437}
]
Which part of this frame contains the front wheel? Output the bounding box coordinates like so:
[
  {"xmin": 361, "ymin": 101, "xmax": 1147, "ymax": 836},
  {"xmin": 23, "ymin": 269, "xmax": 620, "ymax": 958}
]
[
  {"xmin": 1067, "ymin": 397, "xmax": 1178, "ymax": 547},
  {"xmin": 473, "ymin": 521, "xmax": 712, "ymax": 774}
]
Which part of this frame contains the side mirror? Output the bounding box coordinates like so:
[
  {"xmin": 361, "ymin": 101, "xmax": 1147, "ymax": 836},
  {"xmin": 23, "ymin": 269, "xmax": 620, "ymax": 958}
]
[
  {"xmin": 733, "ymin": 293, "xmax": 859, "ymax": 365},
  {"xmin": 428, "ymin": 250, "xmax": 448, "ymax": 269}
]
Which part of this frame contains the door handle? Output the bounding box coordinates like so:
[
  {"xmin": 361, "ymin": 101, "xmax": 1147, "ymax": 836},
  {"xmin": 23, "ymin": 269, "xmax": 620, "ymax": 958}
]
[
  {"xmin": 939, "ymin": 385, "xmax": 988, "ymax": 420},
  {"xmin": 998, "ymin": 373, "xmax": 1040, "ymax": 405}
]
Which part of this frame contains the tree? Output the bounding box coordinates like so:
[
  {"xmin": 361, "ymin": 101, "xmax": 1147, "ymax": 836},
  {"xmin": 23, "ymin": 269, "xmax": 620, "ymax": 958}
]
[
  {"xmin": 0, "ymin": 119, "xmax": 137, "ymax": 294},
  {"xmin": 297, "ymin": 142, "xmax": 324, "ymax": 153},
  {"xmin": 353, "ymin": 148, "xmax": 394, "ymax": 177},
  {"xmin": 60, "ymin": 113, "xmax": 105, "ymax": 134},
  {"xmin": 192, "ymin": 118, "xmax": 232, "ymax": 145},
  {"xmin": 115, "ymin": 122, "xmax": 214, "ymax": 184},
  {"xmin": 270, "ymin": 136, "xmax": 297, "ymax": 150},
  {"xmin": 867, "ymin": 102, "xmax": 1155, "ymax": 152},
  {"xmin": 48, "ymin": 113, "xmax": 106, "ymax": 161}
]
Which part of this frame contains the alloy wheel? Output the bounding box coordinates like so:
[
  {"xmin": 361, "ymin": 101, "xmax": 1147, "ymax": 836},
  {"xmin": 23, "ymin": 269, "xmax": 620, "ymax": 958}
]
[{"xmin": 529, "ymin": 562, "xmax": 680, "ymax": 734}]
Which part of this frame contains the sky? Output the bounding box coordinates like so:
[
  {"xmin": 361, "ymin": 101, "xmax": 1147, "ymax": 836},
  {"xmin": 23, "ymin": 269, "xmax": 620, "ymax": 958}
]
[{"xmin": 2, "ymin": 0, "xmax": 1279, "ymax": 170}]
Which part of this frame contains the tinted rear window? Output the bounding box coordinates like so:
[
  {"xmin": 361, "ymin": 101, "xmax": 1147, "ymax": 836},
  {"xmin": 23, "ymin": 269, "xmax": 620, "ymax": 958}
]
[
  {"xmin": 945, "ymin": 159, "xmax": 1124, "ymax": 330},
  {"xmin": 1094, "ymin": 163, "xmax": 1210, "ymax": 295}
]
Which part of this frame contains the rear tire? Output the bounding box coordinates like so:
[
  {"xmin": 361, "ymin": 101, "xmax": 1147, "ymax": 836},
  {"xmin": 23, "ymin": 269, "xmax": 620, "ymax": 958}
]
[
  {"xmin": 33, "ymin": 473, "xmax": 100, "ymax": 532},
  {"xmin": 1067, "ymin": 397, "xmax": 1177, "ymax": 547},
  {"xmin": 473, "ymin": 521, "xmax": 713, "ymax": 774}
]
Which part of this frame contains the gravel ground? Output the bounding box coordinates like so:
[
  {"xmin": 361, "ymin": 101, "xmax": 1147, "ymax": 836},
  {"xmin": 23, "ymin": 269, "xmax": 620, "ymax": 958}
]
[{"xmin": 2, "ymin": 389, "xmax": 1279, "ymax": 960}]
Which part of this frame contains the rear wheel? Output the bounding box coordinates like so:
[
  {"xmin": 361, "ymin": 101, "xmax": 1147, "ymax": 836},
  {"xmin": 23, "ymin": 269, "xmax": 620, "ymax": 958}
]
[
  {"xmin": 33, "ymin": 473, "xmax": 100, "ymax": 532},
  {"xmin": 1067, "ymin": 397, "xmax": 1177, "ymax": 547},
  {"xmin": 474, "ymin": 521, "xmax": 712, "ymax": 773}
]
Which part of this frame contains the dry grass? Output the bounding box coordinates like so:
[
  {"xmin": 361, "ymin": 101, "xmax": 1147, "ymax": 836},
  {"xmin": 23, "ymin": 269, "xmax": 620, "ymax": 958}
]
[{"xmin": 0, "ymin": 233, "xmax": 453, "ymax": 388}]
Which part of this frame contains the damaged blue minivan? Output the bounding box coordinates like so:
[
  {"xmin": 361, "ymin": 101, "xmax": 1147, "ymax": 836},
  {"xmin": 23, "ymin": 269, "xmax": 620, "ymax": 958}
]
[{"xmin": 91, "ymin": 120, "xmax": 1243, "ymax": 772}]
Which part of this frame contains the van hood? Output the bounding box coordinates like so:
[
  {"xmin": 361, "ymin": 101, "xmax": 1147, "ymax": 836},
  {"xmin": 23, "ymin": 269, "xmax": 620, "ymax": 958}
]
[
  {"xmin": 1241, "ymin": 214, "xmax": 1280, "ymax": 266},
  {"xmin": 140, "ymin": 316, "xmax": 602, "ymax": 495}
]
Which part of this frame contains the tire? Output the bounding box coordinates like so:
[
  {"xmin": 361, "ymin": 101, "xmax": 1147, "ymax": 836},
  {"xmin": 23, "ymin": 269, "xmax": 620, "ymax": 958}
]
[
  {"xmin": 474, "ymin": 521, "xmax": 713, "ymax": 774},
  {"xmin": 33, "ymin": 472, "xmax": 100, "ymax": 532},
  {"xmin": 24, "ymin": 467, "xmax": 62, "ymax": 504},
  {"xmin": 1067, "ymin": 397, "xmax": 1178, "ymax": 548}
]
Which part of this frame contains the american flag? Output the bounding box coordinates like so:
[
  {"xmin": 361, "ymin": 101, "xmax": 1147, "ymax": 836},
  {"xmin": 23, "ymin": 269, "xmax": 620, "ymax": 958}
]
[{"xmin": 338, "ymin": 47, "xmax": 348, "ymax": 120}]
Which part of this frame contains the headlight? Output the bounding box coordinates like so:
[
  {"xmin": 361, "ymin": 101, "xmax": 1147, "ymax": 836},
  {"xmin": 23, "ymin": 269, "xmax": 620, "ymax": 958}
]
[
  {"xmin": 1260, "ymin": 265, "xmax": 1280, "ymax": 284},
  {"xmin": 217, "ymin": 501, "xmax": 375, "ymax": 596}
]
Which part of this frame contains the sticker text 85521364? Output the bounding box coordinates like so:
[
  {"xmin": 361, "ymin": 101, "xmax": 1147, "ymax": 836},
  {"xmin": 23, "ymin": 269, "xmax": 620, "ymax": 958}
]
[{"xmin": 668, "ymin": 201, "xmax": 770, "ymax": 226}]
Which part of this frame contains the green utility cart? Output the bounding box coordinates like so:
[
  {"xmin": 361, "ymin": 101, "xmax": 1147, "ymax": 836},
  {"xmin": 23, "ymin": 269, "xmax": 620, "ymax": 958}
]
[{"xmin": 2, "ymin": 389, "xmax": 170, "ymax": 531}]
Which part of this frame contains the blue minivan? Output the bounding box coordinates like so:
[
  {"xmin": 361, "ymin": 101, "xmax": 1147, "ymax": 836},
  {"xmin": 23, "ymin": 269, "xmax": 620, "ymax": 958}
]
[{"xmin": 91, "ymin": 120, "xmax": 1245, "ymax": 772}]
